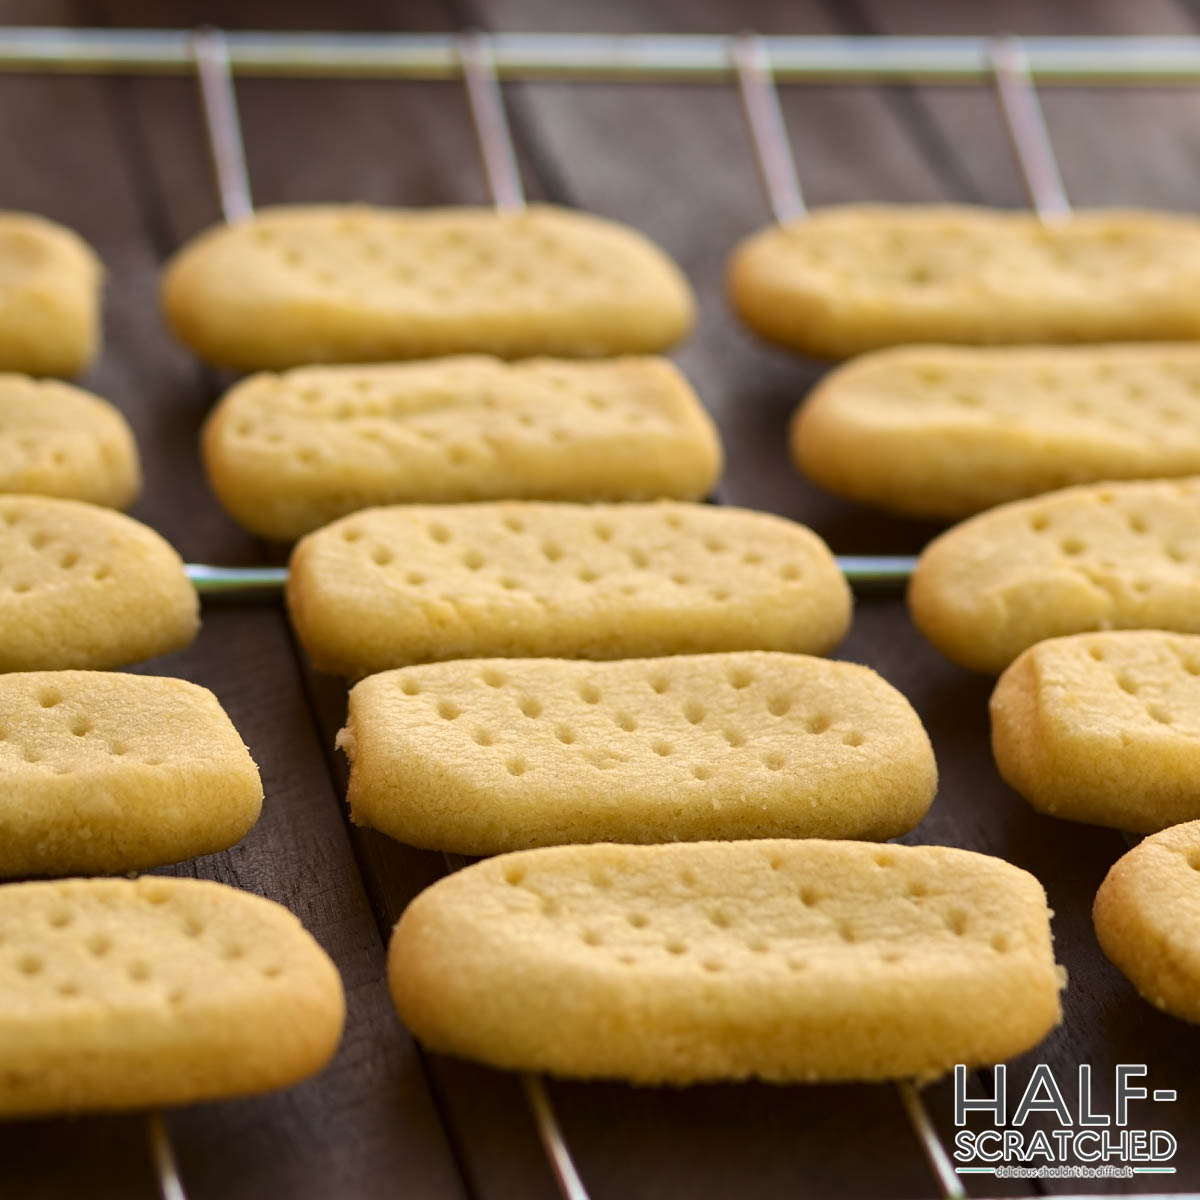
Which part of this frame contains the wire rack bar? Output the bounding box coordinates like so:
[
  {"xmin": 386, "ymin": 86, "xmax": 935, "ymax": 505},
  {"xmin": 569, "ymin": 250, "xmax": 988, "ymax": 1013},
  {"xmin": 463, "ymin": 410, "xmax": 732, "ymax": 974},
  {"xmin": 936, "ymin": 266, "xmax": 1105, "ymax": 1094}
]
[
  {"xmin": 897, "ymin": 1083, "xmax": 966, "ymax": 1199},
  {"xmin": 457, "ymin": 30, "xmax": 525, "ymax": 211},
  {"xmin": 191, "ymin": 27, "xmax": 253, "ymax": 223},
  {"xmin": 989, "ymin": 36, "xmax": 1071, "ymax": 221},
  {"xmin": 10, "ymin": 30, "xmax": 1200, "ymax": 82},
  {"xmin": 522, "ymin": 1077, "xmax": 591, "ymax": 1200},
  {"xmin": 146, "ymin": 1113, "xmax": 188, "ymax": 1200},
  {"xmin": 182, "ymin": 558, "xmax": 917, "ymax": 596},
  {"xmin": 732, "ymin": 32, "xmax": 805, "ymax": 224},
  {"xmin": 185, "ymin": 564, "xmax": 288, "ymax": 593}
]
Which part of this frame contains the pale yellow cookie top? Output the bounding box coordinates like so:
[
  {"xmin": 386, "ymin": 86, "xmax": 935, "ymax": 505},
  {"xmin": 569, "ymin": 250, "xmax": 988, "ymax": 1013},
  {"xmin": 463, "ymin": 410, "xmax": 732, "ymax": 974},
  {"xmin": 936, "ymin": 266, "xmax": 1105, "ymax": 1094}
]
[
  {"xmin": 341, "ymin": 652, "xmax": 936, "ymax": 851},
  {"xmin": 794, "ymin": 344, "xmax": 1200, "ymax": 517},
  {"xmin": 288, "ymin": 500, "xmax": 851, "ymax": 675},
  {"xmin": 0, "ymin": 671, "xmax": 255, "ymax": 780},
  {"xmin": 1003, "ymin": 631, "xmax": 1200, "ymax": 741},
  {"xmin": 0, "ymin": 213, "xmax": 103, "ymax": 377},
  {"xmin": 0, "ymin": 495, "xmax": 198, "ymax": 672},
  {"xmin": 202, "ymin": 356, "xmax": 722, "ymax": 539},
  {"xmin": 0, "ymin": 374, "xmax": 139, "ymax": 508},
  {"xmin": 411, "ymin": 839, "xmax": 1051, "ymax": 973},
  {"xmin": 734, "ymin": 205, "xmax": 1200, "ymax": 301},
  {"xmin": 0, "ymin": 876, "xmax": 341, "ymax": 1019},
  {"xmin": 298, "ymin": 500, "xmax": 837, "ymax": 611},
  {"xmin": 0, "ymin": 212, "xmax": 101, "ymax": 292},
  {"xmin": 801, "ymin": 343, "xmax": 1200, "ymax": 446},
  {"xmin": 1094, "ymin": 820, "xmax": 1200, "ymax": 1020},
  {"xmin": 991, "ymin": 632, "xmax": 1200, "ymax": 834},
  {"xmin": 391, "ymin": 838, "xmax": 1061, "ymax": 1081},
  {"xmin": 909, "ymin": 477, "xmax": 1200, "ymax": 673},
  {"xmin": 346, "ymin": 652, "xmax": 925, "ymax": 785},
  {"xmin": 729, "ymin": 205, "xmax": 1200, "ymax": 358},
  {"xmin": 164, "ymin": 204, "xmax": 695, "ymax": 368}
]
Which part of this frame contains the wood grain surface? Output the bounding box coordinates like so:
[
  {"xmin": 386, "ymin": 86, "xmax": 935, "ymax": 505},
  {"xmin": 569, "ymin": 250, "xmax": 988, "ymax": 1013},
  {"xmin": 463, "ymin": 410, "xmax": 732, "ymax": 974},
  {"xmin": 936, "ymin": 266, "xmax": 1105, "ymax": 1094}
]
[{"xmin": 0, "ymin": 1, "xmax": 1197, "ymax": 1196}]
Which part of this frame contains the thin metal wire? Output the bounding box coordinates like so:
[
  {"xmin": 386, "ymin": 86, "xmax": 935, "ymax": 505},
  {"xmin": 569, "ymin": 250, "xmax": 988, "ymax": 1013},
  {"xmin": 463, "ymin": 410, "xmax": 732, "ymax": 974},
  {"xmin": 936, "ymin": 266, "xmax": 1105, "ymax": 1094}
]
[
  {"xmin": 182, "ymin": 558, "xmax": 916, "ymax": 596},
  {"xmin": 185, "ymin": 563, "xmax": 288, "ymax": 593},
  {"xmin": 191, "ymin": 27, "xmax": 254, "ymax": 223},
  {"xmin": 522, "ymin": 1076, "xmax": 591, "ymax": 1200},
  {"xmin": 731, "ymin": 33, "xmax": 805, "ymax": 224},
  {"xmin": 11, "ymin": 30, "xmax": 1200, "ymax": 84},
  {"xmin": 835, "ymin": 555, "xmax": 918, "ymax": 586},
  {"xmin": 896, "ymin": 1082, "xmax": 967, "ymax": 1200},
  {"xmin": 989, "ymin": 35, "xmax": 1071, "ymax": 221},
  {"xmin": 146, "ymin": 1113, "xmax": 188, "ymax": 1200},
  {"xmin": 457, "ymin": 31, "xmax": 525, "ymax": 211}
]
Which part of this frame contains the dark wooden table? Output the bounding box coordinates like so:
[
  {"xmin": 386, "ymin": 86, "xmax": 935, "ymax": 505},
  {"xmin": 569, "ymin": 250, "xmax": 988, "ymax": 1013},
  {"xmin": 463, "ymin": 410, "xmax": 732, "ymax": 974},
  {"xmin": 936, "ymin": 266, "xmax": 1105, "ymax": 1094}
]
[{"xmin": 2, "ymin": 1, "xmax": 1199, "ymax": 1196}]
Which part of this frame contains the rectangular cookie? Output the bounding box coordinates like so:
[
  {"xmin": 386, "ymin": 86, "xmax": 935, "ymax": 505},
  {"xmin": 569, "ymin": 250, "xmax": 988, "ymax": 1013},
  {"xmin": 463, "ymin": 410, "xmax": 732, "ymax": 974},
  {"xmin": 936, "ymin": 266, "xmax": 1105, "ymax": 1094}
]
[
  {"xmin": 287, "ymin": 501, "xmax": 851, "ymax": 678},
  {"xmin": 909, "ymin": 477, "xmax": 1200, "ymax": 674},
  {"xmin": 794, "ymin": 344, "xmax": 1200, "ymax": 519},
  {"xmin": 730, "ymin": 205, "xmax": 1200, "ymax": 359},
  {"xmin": 0, "ymin": 876, "xmax": 343, "ymax": 1116},
  {"xmin": 0, "ymin": 375, "xmax": 139, "ymax": 509},
  {"xmin": 163, "ymin": 204, "xmax": 695, "ymax": 370},
  {"xmin": 1094, "ymin": 820, "xmax": 1200, "ymax": 1024},
  {"xmin": 992, "ymin": 631, "xmax": 1200, "ymax": 833},
  {"xmin": 389, "ymin": 840, "xmax": 1062, "ymax": 1083},
  {"xmin": 0, "ymin": 671, "xmax": 262, "ymax": 876},
  {"xmin": 203, "ymin": 356, "xmax": 722, "ymax": 541},
  {"xmin": 0, "ymin": 213, "xmax": 101, "ymax": 377},
  {"xmin": 339, "ymin": 652, "xmax": 936, "ymax": 853},
  {"xmin": 0, "ymin": 495, "xmax": 198, "ymax": 672}
]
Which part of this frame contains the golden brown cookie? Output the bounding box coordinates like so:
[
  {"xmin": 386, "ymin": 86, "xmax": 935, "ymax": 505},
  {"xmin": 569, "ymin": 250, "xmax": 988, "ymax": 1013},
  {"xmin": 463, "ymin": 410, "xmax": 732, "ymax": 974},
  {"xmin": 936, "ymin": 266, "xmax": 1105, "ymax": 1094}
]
[
  {"xmin": 0, "ymin": 672, "xmax": 262, "ymax": 876},
  {"xmin": 0, "ymin": 876, "xmax": 344, "ymax": 1116},
  {"xmin": 909, "ymin": 478, "xmax": 1200, "ymax": 673},
  {"xmin": 340, "ymin": 652, "xmax": 936, "ymax": 852},
  {"xmin": 164, "ymin": 205, "xmax": 694, "ymax": 370},
  {"xmin": 203, "ymin": 356, "xmax": 721, "ymax": 540},
  {"xmin": 1095, "ymin": 821, "xmax": 1200, "ymax": 1024},
  {"xmin": 390, "ymin": 840, "xmax": 1061, "ymax": 1083},
  {"xmin": 0, "ymin": 496, "xmax": 198, "ymax": 672}
]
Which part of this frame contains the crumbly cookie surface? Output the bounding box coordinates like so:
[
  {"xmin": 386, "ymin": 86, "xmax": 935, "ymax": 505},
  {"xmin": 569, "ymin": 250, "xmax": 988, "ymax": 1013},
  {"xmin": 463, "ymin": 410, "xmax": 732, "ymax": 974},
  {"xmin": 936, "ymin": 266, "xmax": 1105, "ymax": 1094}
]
[
  {"xmin": 341, "ymin": 652, "xmax": 936, "ymax": 853},
  {"xmin": 390, "ymin": 839, "xmax": 1061, "ymax": 1083},
  {"xmin": 203, "ymin": 356, "xmax": 721, "ymax": 540}
]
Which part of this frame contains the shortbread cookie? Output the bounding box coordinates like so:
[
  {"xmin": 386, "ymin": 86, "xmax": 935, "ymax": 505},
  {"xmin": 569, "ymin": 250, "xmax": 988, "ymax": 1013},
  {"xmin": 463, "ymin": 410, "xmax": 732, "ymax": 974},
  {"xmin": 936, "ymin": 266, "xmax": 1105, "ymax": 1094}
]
[
  {"xmin": 729, "ymin": 206, "xmax": 1200, "ymax": 359},
  {"xmin": 163, "ymin": 205, "xmax": 695, "ymax": 370},
  {"xmin": 390, "ymin": 840, "xmax": 1061, "ymax": 1083},
  {"xmin": 1094, "ymin": 821, "xmax": 1200, "ymax": 1023},
  {"xmin": 288, "ymin": 501, "xmax": 851, "ymax": 678},
  {"xmin": 0, "ymin": 213, "xmax": 102, "ymax": 377},
  {"xmin": 794, "ymin": 345, "xmax": 1200, "ymax": 519},
  {"xmin": 203, "ymin": 356, "xmax": 722, "ymax": 541},
  {"xmin": 0, "ymin": 375, "xmax": 139, "ymax": 509},
  {"xmin": 992, "ymin": 632, "xmax": 1200, "ymax": 833},
  {"xmin": 0, "ymin": 876, "xmax": 344, "ymax": 1116},
  {"xmin": 339, "ymin": 652, "xmax": 936, "ymax": 853},
  {"xmin": 0, "ymin": 495, "xmax": 198, "ymax": 672},
  {"xmin": 0, "ymin": 672, "xmax": 262, "ymax": 876},
  {"xmin": 909, "ymin": 478, "xmax": 1200, "ymax": 674}
]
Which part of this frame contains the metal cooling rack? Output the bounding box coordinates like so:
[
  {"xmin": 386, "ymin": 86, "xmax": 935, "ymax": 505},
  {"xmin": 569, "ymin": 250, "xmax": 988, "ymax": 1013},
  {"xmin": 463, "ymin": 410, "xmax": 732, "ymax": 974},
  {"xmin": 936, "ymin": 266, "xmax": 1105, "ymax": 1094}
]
[{"xmin": 4, "ymin": 27, "xmax": 1198, "ymax": 1200}]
